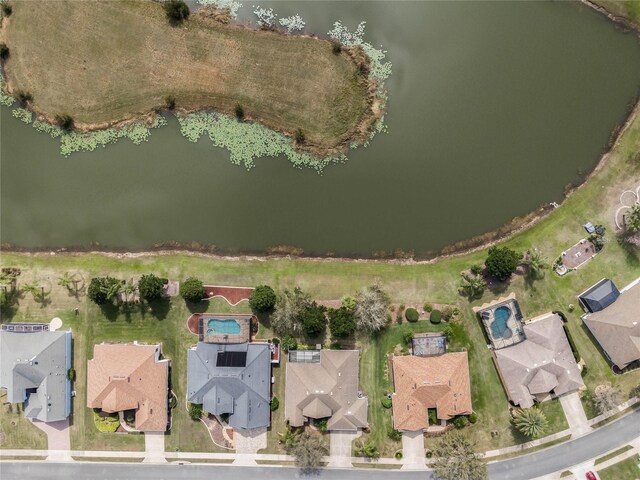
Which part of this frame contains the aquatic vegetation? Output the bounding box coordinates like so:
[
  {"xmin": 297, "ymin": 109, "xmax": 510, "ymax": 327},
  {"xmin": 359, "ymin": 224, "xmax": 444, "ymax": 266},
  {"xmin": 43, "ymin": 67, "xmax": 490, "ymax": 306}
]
[
  {"xmin": 198, "ymin": 0, "xmax": 242, "ymax": 19},
  {"xmin": 279, "ymin": 14, "xmax": 305, "ymax": 33},
  {"xmin": 11, "ymin": 107, "xmax": 32, "ymax": 124},
  {"xmin": 253, "ymin": 6, "xmax": 276, "ymax": 28},
  {"xmin": 0, "ymin": 73, "xmax": 14, "ymax": 107},
  {"xmin": 177, "ymin": 111, "xmax": 343, "ymax": 171}
]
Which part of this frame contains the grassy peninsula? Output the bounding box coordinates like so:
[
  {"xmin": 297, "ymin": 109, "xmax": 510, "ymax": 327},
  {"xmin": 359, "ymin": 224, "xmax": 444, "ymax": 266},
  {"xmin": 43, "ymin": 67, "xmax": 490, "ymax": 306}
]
[{"xmin": 0, "ymin": 0, "xmax": 375, "ymax": 150}]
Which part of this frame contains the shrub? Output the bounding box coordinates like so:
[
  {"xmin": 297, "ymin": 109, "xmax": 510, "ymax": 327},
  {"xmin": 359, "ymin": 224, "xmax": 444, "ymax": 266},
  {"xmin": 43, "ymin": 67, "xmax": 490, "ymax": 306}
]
[
  {"xmin": 403, "ymin": 331, "xmax": 414, "ymax": 345},
  {"xmin": 428, "ymin": 408, "xmax": 438, "ymax": 425},
  {"xmin": 282, "ymin": 335, "xmax": 297, "ymax": 352},
  {"xmin": 188, "ymin": 402, "xmax": 203, "ymax": 420},
  {"xmin": 405, "ymin": 307, "xmax": 419, "ymax": 322},
  {"xmin": 15, "ymin": 90, "xmax": 33, "ymax": 106},
  {"xmin": 249, "ymin": 285, "xmax": 277, "ymax": 312},
  {"xmin": 485, "ymin": 246, "xmax": 521, "ymax": 282},
  {"xmin": 568, "ymin": 304, "xmax": 575, "ymax": 312},
  {"xmin": 341, "ymin": 295, "xmax": 356, "ymax": 312},
  {"xmin": 0, "ymin": 43, "xmax": 8, "ymax": 61},
  {"xmin": 294, "ymin": 128, "xmax": 305, "ymax": 144},
  {"xmin": 468, "ymin": 412, "xmax": 478, "ymax": 424},
  {"xmin": 381, "ymin": 395, "xmax": 392, "ymax": 409},
  {"xmin": 387, "ymin": 427, "xmax": 402, "ymax": 441},
  {"xmin": 234, "ymin": 104, "xmax": 245, "ymax": 120},
  {"xmin": 272, "ymin": 337, "xmax": 280, "ymax": 346},
  {"xmin": 55, "ymin": 113, "xmax": 74, "ymax": 132},
  {"xmin": 442, "ymin": 306, "xmax": 454, "ymax": 321},
  {"xmin": 164, "ymin": 0, "xmax": 189, "ymax": 25},
  {"xmin": 138, "ymin": 273, "xmax": 164, "ymax": 301},
  {"xmin": 423, "ymin": 303, "xmax": 433, "ymax": 312},
  {"xmin": 169, "ymin": 394, "xmax": 177, "ymax": 409},
  {"xmin": 394, "ymin": 450, "xmax": 403, "ymax": 460},
  {"xmin": 313, "ymin": 417, "xmax": 329, "ymax": 431},
  {"xmin": 270, "ymin": 396, "xmax": 279, "ymax": 411},
  {"xmin": 2, "ymin": 3, "xmax": 12, "ymax": 16},
  {"xmin": 470, "ymin": 264, "xmax": 483, "ymax": 275},
  {"xmin": 164, "ymin": 95, "xmax": 176, "ymax": 110},
  {"xmin": 300, "ymin": 302, "xmax": 327, "ymax": 337},
  {"xmin": 329, "ymin": 306, "xmax": 356, "ymax": 338},
  {"xmin": 452, "ymin": 415, "xmax": 469, "ymax": 429},
  {"xmin": 430, "ymin": 309, "xmax": 442, "ymax": 324},
  {"xmin": 580, "ymin": 365, "xmax": 588, "ymax": 378},
  {"xmin": 94, "ymin": 412, "xmax": 119, "ymax": 433},
  {"xmin": 180, "ymin": 277, "xmax": 204, "ymax": 303},
  {"xmin": 67, "ymin": 368, "xmax": 76, "ymax": 381},
  {"xmin": 426, "ymin": 450, "xmax": 433, "ymax": 458},
  {"xmin": 331, "ymin": 40, "xmax": 342, "ymax": 55}
]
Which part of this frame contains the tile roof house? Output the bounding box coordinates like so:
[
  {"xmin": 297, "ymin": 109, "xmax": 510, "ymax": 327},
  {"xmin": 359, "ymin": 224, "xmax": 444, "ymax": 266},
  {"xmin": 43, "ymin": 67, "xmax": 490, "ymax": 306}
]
[
  {"xmin": 493, "ymin": 313, "xmax": 584, "ymax": 408},
  {"xmin": 581, "ymin": 277, "xmax": 640, "ymax": 370},
  {"xmin": 285, "ymin": 350, "xmax": 368, "ymax": 431},
  {"xmin": 187, "ymin": 342, "xmax": 271, "ymax": 430},
  {"xmin": 87, "ymin": 342, "xmax": 170, "ymax": 432},
  {"xmin": 391, "ymin": 352, "xmax": 472, "ymax": 431},
  {"xmin": 0, "ymin": 325, "xmax": 72, "ymax": 422}
]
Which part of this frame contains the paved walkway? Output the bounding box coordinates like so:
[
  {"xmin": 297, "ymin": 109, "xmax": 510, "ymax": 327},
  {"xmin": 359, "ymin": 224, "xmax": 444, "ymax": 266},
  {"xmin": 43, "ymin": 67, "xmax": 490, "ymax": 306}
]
[
  {"xmin": 559, "ymin": 392, "xmax": 591, "ymax": 437},
  {"xmin": 143, "ymin": 432, "xmax": 166, "ymax": 463},
  {"xmin": 31, "ymin": 419, "xmax": 72, "ymax": 462},
  {"xmin": 328, "ymin": 431, "xmax": 359, "ymax": 468},
  {"xmin": 401, "ymin": 431, "xmax": 425, "ymax": 470},
  {"xmin": 234, "ymin": 427, "xmax": 266, "ymax": 454}
]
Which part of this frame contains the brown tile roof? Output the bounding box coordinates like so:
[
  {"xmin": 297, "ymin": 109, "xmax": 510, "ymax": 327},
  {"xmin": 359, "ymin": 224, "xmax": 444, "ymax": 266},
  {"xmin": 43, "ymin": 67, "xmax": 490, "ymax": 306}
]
[
  {"xmin": 392, "ymin": 352, "xmax": 472, "ymax": 431},
  {"xmin": 285, "ymin": 350, "xmax": 368, "ymax": 432},
  {"xmin": 582, "ymin": 279, "xmax": 640, "ymax": 369},
  {"xmin": 493, "ymin": 313, "xmax": 584, "ymax": 408},
  {"xmin": 87, "ymin": 343, "xmax": 169, "ymax": 432}
]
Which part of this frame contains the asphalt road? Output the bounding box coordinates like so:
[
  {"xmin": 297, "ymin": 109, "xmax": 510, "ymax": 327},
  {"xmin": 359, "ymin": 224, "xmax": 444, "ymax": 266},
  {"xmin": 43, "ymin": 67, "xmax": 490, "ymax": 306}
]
[{"xmin": 1, "ymin": 409, "xmax": 638, "ymax": 480}]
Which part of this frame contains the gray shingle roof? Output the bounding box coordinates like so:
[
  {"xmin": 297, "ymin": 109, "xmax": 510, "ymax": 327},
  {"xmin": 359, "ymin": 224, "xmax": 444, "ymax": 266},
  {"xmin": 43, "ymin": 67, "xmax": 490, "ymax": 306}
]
[
  {"xmin": 579, "ymin": 279, "xmax": 620, "ymax": 313},
  {"xmin": 187, "ymin": 342, "xmax": 271, "ymax": 430},
  {"xmin": 0, "ymin": 328, "xmax": 71, "ymax": 422}
]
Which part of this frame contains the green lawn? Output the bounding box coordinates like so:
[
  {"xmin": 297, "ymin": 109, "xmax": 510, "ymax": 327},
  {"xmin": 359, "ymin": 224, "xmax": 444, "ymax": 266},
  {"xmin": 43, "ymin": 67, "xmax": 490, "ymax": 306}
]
[
  {"xmin": 1, "ymin": 102, "xmax": 639, "ymax": 454},
  {"xmin": 0, "ymin": 393, "xmax": 47, "ymax": 450},
  {"xmin": 598, "ymin": 453, "xmax": 640, "ymax": 480}
]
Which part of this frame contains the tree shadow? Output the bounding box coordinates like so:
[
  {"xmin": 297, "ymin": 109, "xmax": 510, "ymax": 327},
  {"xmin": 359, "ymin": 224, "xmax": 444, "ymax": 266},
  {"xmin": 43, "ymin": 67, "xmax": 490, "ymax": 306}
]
[
  {"xmin": 616, "ymin": 236, "xmax": 639, "ymax": 267},
  {"xmin": 187, "ymin": 300, "xmax": 209, "ymax": 314},
  {"xmin": 254, "ymin": 311, "xmax": 272, "ymax": 330},
  {"xmin": 100, "ymin": 303, "xmax": 121, "ymax": 322},
  {"xmin": 487, "ymin": 278, "xmax": 510, "ymax": 295},
  {"xmin": 149, "ymin": 298, "xmax": 171, "ymax": 320}
]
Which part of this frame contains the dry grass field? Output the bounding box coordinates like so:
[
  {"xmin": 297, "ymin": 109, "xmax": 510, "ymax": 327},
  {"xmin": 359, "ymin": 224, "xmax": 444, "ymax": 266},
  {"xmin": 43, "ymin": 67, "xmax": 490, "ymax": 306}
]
[{"xmin": 0, "ymin": 0, "xmax": 372, "ymax": 149}]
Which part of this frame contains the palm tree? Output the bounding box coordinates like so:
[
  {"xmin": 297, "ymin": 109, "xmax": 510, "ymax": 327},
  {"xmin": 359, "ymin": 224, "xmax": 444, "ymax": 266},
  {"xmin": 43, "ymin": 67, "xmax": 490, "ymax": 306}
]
[
  {"xmin": 21, "ymin": 281, "xmax": 40, "ymax": 299},
  {"xmin": 57, "ymin": 272, "xmax": 75, "ymax": 291},
  {"xmin": 525, "ymin": 250, "xmax": 548, "ymax": 279},
  {"xmin": 102, "ymin": 279, "xmax": 124, "ymax": 303},
  {"xmin": 122, "ymin": 279, "xmax": 138, "ymax": 305},
  {"xmin": 512, "ymin": 407, "xmax": 548, "ymax": 438},
  {"xmin": 278, "ymin": 427, "xmax": 300, "ymax": 451},
  {"xmin": 459, "ymin": 273, "xmax": 486, "ymax": 298}
]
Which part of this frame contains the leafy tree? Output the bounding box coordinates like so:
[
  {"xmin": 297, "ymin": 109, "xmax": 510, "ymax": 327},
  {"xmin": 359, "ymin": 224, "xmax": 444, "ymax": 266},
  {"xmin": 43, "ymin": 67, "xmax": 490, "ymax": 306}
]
[
  {"xmin": 0, "ymin": 43, "xmax": 9, "ymax": 61},
  {"xmin": 459, "ymin": 272, "xmax": 486, "ymax": 298},
  {"xmin": 234, "ymin": 103, "xmax": 245, "ymax": 120},
  {"xmin": 627, "ymin": 204, "xmax": 640, "ymax": 233},
  {"xmin": 525, "ymin": 249, "xmax": 548, "ymax": 280},
  {"xmin": 55, "ymin": 113, "xmax": 74, "ymax": 131},
  {"xmin": 432, "ymin": 431, "xmax": 487, "ymax": 480},
  {"xmin": 249, "ymin": 285, "xmax": 277, "ymax": 312},
  {"xmin": 593, "ymin": 384, "xmax": 622, "ymax": 414},
  {"xmin": 341, "ymin": 295, "xmax": 356, "ymax": 312},
  {"xmin": 354, "ymin": 283, "xmax": 391, "ymax": 333},
  {"xmin": 331, "ymin": 40, "xmax": 342, "ymax": 55},
  {"xmin": 188, "ymin": 402, "xmax": 203, "ymax": 420},
  {"xmin": 281, "ymin": 335, "xmax": 298, "ymax": 352},
  {"xmin": 271, "ymin": 287, "xmax": 311, "ymax": 336},
  {"xmin": 300, "ymin": 302, "xmax": 327, "ymax": 337},
  {"xmin": 180, "ymin": 277, "xmax": 204, "ymax": 303},
  {"xmin": 138, "ymin": 273, "xmax": 164, "ymax": 301},
  {"xmin": 512, "ymin": 407, "xmax": 548, "ymax": 439},
  {"xmin": 294, "ymin": 128, "xmax": 305, "ymax": 144},
  {"xmin": 485, "ymin": 246, "xmax": 521, "ymax": 282},
  {"xmin": 164, "ymin": 0, "xmax": 189, "ymax": 25},
  {"xmin": 88, "ymin": 276, "xmax": 121, "ymax": 305},
  {"xmin": 328, "ymin": 306, "xmax": 356, "ymax": 338},
  {"xmin": 288, "ymin": 431, "xmax": 328, "ymax": 472}
]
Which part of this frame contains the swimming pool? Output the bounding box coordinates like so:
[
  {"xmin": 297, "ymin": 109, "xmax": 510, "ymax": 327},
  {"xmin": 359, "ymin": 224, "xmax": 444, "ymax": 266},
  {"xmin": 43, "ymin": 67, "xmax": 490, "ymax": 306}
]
[
  {"xmin": 207, "ymin": 318, "xmax": 242, "ymax": 336},
  {"xmin": 490, "ymin": 306, "xmax": 512, "ymax": 339}
]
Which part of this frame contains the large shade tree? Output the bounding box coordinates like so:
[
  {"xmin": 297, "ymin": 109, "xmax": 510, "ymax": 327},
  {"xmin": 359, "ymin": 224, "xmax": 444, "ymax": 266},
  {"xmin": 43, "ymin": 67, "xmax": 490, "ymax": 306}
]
[
  {"xmin": 328, "ymin": 306, "xmax": 356, "ymax": 338},
  {"xmin": 485, "ymin": 246, "xmax": 521, "ymax": 282},
  {"xmin": 271, "ymin": 287, "xmax": 312, "ymax": 336},
  {"xmin": 249, "ymin": 285, "xmax": 277, "ymax": 313},
  {"xmin": 138, "ymin": 274, "xmax": 165, "ymax": 302},
  {"xmin": 354, "ymin": 283, "xmax": 391, "ymax": 333},
  {"xmin": 288, "ymin": 431, "xmax": 328, "ymax": 472},
  {"xmin": 432, "ymin": 431, "xmax": 487, "ymax": 480}
]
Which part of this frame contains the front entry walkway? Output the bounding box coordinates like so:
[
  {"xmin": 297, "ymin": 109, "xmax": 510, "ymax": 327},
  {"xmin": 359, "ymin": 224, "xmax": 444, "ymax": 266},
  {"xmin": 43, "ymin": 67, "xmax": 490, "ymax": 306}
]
[
  {"xmin": 232, "ymin": 427, "xmax": 267, "ymax": 465},
  {"xmin": 31, "ymin": 418, "xmax": 72, "ymax": 462},
  {"xmin": 401, "ymin": 431, "xmax": 425, "ymax": 470},
  {"xmin": 559, "ymin": 392, "xmax": 591, "ymax": 437},
  {"xmin": 328, "ymin": 431, "xmax": 359, "ymax": 468},
  {"xmin": 143, "ymin": 432, "xmax": 166, "ymax": 463}
]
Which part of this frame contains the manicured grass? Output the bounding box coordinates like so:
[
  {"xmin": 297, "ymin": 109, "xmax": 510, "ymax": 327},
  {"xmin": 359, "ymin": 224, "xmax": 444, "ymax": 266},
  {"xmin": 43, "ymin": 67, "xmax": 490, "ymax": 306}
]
[
  {"xmin": 592, "ymin": 0, "xmax": 640, "ymax": 24},
  {"xmin": 1, "ymin": 106, "xmax": 639, "ymax": 455},
  {"xmin": 0, "ymin": 394, "xmax": 47, "ymax": 450},
  {"xmin": 1, "ymin": 0, "xmax": 372, "ymax": 149},
  {"xmin": 595, "ymin": 445, "xmax": 634, "ymax": 465},
  {"xmin": 598, "ymin": 453, "xmax": 640, "ymax": 480}
]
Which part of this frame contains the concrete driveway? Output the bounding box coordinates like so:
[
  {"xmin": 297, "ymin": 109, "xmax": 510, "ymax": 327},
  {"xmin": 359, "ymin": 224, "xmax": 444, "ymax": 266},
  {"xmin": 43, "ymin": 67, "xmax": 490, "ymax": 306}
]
[
  {"xmin": 328, "ymin": 431, "xmax": 359, "ymax": 468},
  {"xmin": 559, "ymin": 392, "xmax": 591, "ymax": 437},
  {"xmin": 401, "ymin": 431, "xmax": 425, "ymax": 470},
  {"xmin": 31, "ymin": 419, "xmax": 71, "ymax": 461},
  {"xmin": 143, "ymin": 432, "xmax": 166, "ymax": 463}
]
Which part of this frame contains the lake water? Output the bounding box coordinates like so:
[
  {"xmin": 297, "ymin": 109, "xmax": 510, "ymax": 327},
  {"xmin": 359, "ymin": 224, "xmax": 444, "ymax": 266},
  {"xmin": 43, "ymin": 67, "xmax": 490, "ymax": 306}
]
[{"xmin": 2, "ymin": 1, "xmax": 640, "ymax": 258}]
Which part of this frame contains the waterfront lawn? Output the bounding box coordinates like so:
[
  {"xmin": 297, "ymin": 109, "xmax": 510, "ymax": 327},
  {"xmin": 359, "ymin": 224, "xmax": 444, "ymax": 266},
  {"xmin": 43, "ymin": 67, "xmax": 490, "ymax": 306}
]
[
  {"xmin": 2, "ymin": 0, "xmax": 371, "ymax": 149},
  {"xmin": 598, "ymin": 453, "xmax": 640, "ymax": 480}
]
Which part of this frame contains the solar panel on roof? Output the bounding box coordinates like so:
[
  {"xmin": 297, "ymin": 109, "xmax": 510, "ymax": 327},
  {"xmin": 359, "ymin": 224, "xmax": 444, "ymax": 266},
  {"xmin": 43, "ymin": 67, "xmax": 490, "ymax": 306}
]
[{"xmin": 216, "ymin": 351, "xmax": 247, "ymax": 367}]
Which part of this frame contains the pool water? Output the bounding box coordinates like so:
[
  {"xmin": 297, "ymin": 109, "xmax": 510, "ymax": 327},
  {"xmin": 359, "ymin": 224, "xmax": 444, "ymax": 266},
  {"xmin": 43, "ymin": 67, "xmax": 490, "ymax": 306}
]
[
  {"xmin": 207, "ymin": 318, "xmax": 241, "ymax": 336},
  {"xmin": 490, "ymin": 306, "xmax": 512, "ymax": 339}
]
